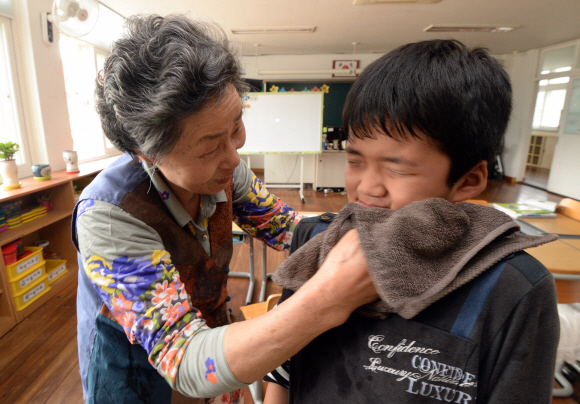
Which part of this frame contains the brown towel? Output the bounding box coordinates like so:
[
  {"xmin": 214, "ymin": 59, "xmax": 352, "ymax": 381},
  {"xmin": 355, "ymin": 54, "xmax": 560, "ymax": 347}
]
[{"xmin": 273, "ymin": 199, "xmax": 558, "ymax": 319}]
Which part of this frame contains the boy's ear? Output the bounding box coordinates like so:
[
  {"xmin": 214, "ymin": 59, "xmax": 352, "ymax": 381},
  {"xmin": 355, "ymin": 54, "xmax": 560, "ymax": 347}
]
[{"xmin": 449, "ymin": 160, "xmax": 488, "ymax": 203}]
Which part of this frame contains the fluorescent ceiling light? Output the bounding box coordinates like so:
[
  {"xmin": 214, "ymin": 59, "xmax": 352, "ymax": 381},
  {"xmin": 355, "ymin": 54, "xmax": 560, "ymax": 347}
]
[
  {"xmin": 424, "ymin": 24, "xmax": 518, "ymax": 33},
  {"xmin": 231, "ymin": 26, "xmax": 316, "ymax": 35},
  {"xmin": 354, "ymin": 0, "xmax": 441, "ymax": 4}
]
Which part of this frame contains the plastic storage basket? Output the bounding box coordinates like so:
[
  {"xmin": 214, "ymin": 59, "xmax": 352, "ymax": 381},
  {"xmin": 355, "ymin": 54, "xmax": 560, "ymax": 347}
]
[
  {"xmin": 8, "ymin": 260, "xmax": 46, "ymax": 295},
  {"xmin": 45, "ymin": 259, "xmax": 67, "ymax": 284},
  {"xmin": 5, "ymin": 247, "xmax": 43, "ymax": 280},
  {"xmin": 12, "ymin": 273, "xmax": 51, "ymax": 311}
]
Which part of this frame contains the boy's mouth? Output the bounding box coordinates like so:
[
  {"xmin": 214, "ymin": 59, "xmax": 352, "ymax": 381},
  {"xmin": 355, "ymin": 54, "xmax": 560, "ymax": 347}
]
[{"xmin": 357, "ymin": 200, "xmax": 389, "ymax": 209}]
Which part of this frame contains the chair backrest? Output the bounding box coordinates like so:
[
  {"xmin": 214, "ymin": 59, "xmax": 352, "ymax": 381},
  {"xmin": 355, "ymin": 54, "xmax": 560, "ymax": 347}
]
[
  {"xmin": 556, "ymin": 198, "xmax": 580, "ymax": 222},
  {"xmin": 465, "ymin": 199, "xmax": 489, "ymax": 206},
  {"xmin": 267, "ymin": 293, "xmax": 282, "ymax": 311}
]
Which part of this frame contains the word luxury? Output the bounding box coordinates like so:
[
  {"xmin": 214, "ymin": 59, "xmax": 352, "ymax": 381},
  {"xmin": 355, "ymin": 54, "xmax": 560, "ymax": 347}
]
[{"xmin": 364, "ymin": 335, "xmax": 477, "ymax": 403}]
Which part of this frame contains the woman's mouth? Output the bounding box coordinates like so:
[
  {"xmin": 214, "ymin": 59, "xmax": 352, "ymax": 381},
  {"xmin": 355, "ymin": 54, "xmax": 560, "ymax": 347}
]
[{"xmin": 215, "ymin": 173, "xmax": 233, "ymax": 184}]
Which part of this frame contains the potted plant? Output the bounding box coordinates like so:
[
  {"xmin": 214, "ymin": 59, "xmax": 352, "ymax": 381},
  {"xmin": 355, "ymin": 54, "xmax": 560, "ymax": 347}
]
[{"xmin": 0, "ymin": 141, "xmax": 21, "ymax": 190}]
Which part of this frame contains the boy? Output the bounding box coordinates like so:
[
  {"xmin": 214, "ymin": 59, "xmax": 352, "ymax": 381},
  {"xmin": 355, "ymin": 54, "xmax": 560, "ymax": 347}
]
[{"xmin": 264, "ymin": 39, "xmax": 559, "ymax": 403}]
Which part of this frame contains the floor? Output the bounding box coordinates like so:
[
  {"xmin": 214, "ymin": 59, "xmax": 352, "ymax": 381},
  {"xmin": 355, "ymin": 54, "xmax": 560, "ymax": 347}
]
[
  {"xmin": 0, "ymin": 179, "xmax": 577, "ymax": 404},
  {"xmin": 524, "ymin": 165, "xmax": 551, "ymax": 190}
]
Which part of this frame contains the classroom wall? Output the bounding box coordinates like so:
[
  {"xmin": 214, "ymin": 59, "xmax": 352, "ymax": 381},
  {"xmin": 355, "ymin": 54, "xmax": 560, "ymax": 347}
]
[
  {"xmin": 14, "ymin": 0, "xmax": 73, "ymax": 172},
  {"xmin": 241, "ymin": 53, "xmax": 382, "ymax": 171},
  {"xmin": 242, "ymin": 51, "xmax": 542, "ymax": 180},
  {"xmin": 241, "ymin": 53, "xmax": 384, "ymax": 81},
  {"xmin": 9, "ymin": 9, "xmax": 574, "ymax": 184}
]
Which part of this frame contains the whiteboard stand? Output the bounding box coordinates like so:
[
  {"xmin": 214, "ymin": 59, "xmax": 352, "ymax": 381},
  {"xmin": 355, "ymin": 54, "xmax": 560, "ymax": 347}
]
[{"xmin": 261, "ymin": 154, "xmax": 306, "ymax": 204}]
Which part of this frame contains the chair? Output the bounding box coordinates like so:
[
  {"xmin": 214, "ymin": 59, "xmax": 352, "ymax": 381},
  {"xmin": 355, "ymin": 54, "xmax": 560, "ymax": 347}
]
[
  {"xmin": 556, "ymin": 198, "xmax": 580, "ymax": 222},
  {"xmin": 553, "ymin": 303, "xmax": 580, "ymax": 397},
  {"xmin": 240, "ymin": 293, "xmax": 282, "ymax": 320},
  {"xmin": 465, "ymin": 199, "xmax": 489, "ymax": 206},
  {"xmin": 239, "ymin": 293, "xmax": 282, "ymax": 404}
]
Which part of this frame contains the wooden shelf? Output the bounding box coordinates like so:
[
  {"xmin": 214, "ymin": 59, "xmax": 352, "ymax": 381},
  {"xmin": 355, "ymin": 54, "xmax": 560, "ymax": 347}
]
[
  {"xmin": 0, "ymin": 209, "xmax": 72, "ymax": 245},
  {"xmin": 0, "ymin": 155, "xmax": 119, "ymax": 201},
  {"xmin": 0, "ymin": 155, "xmax": 119, "ymax": 338}
]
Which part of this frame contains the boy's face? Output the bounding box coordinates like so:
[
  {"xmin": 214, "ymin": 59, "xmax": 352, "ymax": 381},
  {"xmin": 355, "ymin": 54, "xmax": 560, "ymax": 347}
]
[{"xmin": 345, "ymin": 129, "xmax": 460, "ymax": 210}]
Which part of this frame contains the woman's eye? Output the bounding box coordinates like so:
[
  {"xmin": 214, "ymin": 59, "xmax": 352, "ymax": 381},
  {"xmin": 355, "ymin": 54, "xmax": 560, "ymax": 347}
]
[{"xmin": 202, "ymin": 148, "xmax": 218, "ymax": 158}]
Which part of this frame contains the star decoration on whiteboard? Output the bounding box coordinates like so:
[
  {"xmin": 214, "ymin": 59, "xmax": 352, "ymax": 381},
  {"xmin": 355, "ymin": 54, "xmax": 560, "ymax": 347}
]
[
  {"xmin": 321, "ymin": 84, "xmax": 330, "ymax": 93},
  {"xmin": 270, "ymin": 85, "xmax": 279, "ymax": 92}
]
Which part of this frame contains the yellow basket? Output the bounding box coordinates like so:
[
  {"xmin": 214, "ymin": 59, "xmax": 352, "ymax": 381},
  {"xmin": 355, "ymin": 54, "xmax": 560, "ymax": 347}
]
[
  {"xmin": 45, "ymin": 259, "xmax": 68, "ymax": 284},
  {"xmin": 8, "ymin": 260, "xmax": 46, "ymax": 295},
  {"xmin": 12, "ymin": 273, "xmax": 51, "ymax": 311},
  {"xmin": 5, "ymin": 247, "xmax": 43, "ymax": 280}
]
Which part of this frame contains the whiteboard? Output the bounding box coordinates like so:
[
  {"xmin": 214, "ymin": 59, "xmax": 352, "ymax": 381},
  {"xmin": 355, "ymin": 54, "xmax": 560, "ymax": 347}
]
[{"xmin": 240, "ymin": 92, "xmax": 323, "ymax": 154}]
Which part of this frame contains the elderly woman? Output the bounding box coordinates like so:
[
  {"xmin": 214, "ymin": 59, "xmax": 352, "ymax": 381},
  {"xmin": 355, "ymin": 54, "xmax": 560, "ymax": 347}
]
[{"xmin": 73, "ymin": 14, "xmax": 376, "ymax": 404}]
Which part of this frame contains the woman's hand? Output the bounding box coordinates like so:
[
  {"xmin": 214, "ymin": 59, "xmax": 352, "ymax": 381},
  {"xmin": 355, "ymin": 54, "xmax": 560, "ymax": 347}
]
[{"xmin": 301, "ymin": 229, "xmax": 379, "ymax": 323}]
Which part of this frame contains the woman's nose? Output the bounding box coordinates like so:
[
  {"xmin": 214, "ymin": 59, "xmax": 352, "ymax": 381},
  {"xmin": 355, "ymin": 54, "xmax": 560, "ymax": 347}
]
[{"xmin": 220, "ymin": 139, "xmax": 241, "ymax": 170}]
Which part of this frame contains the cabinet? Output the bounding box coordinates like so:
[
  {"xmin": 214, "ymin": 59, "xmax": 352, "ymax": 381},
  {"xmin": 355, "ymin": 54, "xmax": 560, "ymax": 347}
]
[
  {"xmin": 314, "ymin": 151, "xmax": 347, "ymax": 191},
  {"xmin": 0, "ymin": 156, "xmax": 119, "ymax": 338}
]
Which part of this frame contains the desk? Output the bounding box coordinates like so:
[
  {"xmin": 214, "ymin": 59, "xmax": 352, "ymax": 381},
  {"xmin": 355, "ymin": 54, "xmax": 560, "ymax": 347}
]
[
  {"xmin": 562, "ymin": 239, "xmax": 580, "ymax": 251},
  {"xmin": 519, "ymin": 214, "xmax": 580, "ymax": 237},
  {"xmin": 517, "ymin": 214, "xmax": 580, "ymax": 302},
  {"xmin": 525, "ymin": 240, "xmax": 580, "ymax": 303}
]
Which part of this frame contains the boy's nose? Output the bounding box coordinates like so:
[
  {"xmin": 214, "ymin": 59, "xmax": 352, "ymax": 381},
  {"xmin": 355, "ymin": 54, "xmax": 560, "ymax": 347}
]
[{"xmin": 358, "ymin": 175, "xmax": 387, "ymax": 198}]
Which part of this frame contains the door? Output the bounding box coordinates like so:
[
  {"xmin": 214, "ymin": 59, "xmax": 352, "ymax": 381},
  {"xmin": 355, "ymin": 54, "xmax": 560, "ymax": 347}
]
[{"xmin": 547, "ymin": 79, "xmax": 580, "ymax": 199}]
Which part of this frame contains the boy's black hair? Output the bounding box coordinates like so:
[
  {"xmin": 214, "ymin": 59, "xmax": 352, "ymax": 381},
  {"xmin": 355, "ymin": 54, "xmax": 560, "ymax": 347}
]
[{"xmin": 343, "ymin": 39, "xmax": 512, "ymax": 186}]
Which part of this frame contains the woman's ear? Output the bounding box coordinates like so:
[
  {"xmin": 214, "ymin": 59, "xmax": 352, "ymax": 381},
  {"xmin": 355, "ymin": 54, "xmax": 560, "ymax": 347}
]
[
  {"xmin": 134, "ymin": 149, "xmax": 154, "ymax": 165},
  {"xmin": 450, "ymin": 160, "xmax": 488, "ymax": 203}
]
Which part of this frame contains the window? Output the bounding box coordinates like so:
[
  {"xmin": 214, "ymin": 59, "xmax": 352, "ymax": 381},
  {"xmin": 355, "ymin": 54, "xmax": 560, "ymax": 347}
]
[
  {"xmin": 563, "ymin": 79, "xmax": 580, "ymax": 135},
  {"xmin": 532, "ymin": 82, "xmax": 568, "ymax": 130},
  {"xmin": 59, "ymin": 35, "xmax": 116, "ymax": 161},
  {"xmin": 58, "ymin": 4, "xmax": 125, "ymax": 162},
  {"xmin": 532, "ymin": 44, "xmax": 576, "ymax": 131},
  {"xmin": 0, "ymin": 15, "xmax": 31, "ymax": 170}
]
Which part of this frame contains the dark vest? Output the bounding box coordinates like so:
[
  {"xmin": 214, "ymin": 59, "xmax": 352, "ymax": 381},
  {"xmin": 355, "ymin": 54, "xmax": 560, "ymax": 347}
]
[
  {"xmin": 103, "ymin": 176, "xmax": 233, "ymax": 328},
  {"xmin": 73, "ymin": 154, "xmax": 234, "ymax": 328}
]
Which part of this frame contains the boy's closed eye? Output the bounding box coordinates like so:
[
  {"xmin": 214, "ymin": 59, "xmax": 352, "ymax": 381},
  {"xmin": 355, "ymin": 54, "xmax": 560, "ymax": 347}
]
[{"xmin": 386, "ymin": 168, "xmax": 410, "ymax": 176}]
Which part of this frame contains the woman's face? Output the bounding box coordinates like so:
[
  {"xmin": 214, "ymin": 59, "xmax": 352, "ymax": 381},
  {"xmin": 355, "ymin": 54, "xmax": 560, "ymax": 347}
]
[{"xmin": 155, "ymin": 84, "xmax": 246, "ymax": 196}]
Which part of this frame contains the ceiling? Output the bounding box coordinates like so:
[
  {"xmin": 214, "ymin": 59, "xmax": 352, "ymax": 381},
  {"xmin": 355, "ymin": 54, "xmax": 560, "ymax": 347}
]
[{"xmin": 100, "ymin": 0, "xmax": 580, "ymax": 56}]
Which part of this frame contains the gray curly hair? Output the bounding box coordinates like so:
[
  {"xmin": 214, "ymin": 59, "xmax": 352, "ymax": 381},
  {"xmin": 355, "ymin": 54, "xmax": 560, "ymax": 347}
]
[{"xmin": 95, "ymin": 14, "xmax": 248, "ymax": 161}]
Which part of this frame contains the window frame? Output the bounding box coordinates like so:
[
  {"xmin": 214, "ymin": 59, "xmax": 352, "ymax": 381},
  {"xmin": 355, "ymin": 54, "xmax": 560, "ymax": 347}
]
[
  {"xmin": 59, "ymin": 35, "xmax": 121, "ymax": 164},
  {"xmin": 0, "ymin": 14, "xmax": 33, "ymax": 178},
  {"xmin": 530, "ymin": 40, "xmax": 580, "ymax": 135}
]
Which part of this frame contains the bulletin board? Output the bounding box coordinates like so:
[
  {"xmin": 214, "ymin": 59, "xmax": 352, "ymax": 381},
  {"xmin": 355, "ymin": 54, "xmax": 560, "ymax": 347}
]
[{"xmin": 239, "ymin": 92, "xmax": 324, "ymax": 154}]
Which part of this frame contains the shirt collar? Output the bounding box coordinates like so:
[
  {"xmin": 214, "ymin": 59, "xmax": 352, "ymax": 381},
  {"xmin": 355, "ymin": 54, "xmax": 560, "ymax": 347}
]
[{"xmin": 141, "ymin": 160, "xmax": 227, "ymax": 227}]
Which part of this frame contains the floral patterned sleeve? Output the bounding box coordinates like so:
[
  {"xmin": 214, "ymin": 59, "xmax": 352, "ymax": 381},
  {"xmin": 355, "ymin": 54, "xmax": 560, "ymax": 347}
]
[
  {"xmin": 232, "ymin": 160, "xmax": 302, "ymax": 251},
  {"xmin": 76, "ymin": 200, "xmax": 207, "ymax": 385}
]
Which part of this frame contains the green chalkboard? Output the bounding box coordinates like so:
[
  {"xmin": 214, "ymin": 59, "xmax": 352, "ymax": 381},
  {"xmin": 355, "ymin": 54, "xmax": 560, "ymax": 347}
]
[{"xmin": 266, "ymin": 82, "xmax": 352, "ymax": 128}]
